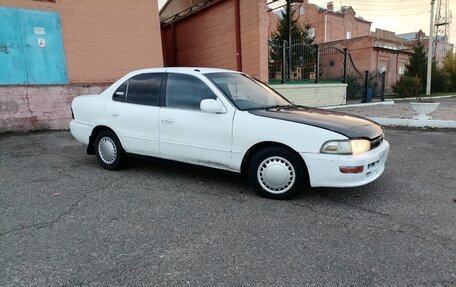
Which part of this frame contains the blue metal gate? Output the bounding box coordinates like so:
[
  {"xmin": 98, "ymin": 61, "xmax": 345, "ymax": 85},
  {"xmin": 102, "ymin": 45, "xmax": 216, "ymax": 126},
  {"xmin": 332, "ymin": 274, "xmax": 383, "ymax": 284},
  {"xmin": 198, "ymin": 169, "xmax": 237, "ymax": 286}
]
[{"xmin": 0, "ymin": 7, "xmax": 68, "ymax": 85}]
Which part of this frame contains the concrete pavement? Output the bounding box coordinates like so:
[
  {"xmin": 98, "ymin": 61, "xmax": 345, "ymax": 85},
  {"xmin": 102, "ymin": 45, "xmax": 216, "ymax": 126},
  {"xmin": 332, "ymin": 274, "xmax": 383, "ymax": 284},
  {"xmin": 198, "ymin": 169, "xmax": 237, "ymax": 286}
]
[{"xmin": 1, "ymin": 130, "xmax": 455, "ymax": 286}]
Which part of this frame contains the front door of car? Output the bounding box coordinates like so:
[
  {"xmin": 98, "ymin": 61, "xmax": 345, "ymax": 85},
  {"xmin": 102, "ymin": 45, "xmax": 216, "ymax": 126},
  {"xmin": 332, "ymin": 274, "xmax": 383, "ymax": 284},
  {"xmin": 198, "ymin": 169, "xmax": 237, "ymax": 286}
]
[
  {"xmin": 106, "ymin": 73, "xmax": 163, "ymax": 157},
  {"xmin": 159, "ymin": 73, "xmax": 234, "ymax": 169}
]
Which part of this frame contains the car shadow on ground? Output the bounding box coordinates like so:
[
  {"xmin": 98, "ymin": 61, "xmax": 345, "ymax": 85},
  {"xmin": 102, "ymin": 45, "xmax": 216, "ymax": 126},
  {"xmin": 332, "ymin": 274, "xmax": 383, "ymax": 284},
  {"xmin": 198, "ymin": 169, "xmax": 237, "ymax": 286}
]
[{"xmin": 112, "ymin": 155, "xmax": 379, "ymax": 206}]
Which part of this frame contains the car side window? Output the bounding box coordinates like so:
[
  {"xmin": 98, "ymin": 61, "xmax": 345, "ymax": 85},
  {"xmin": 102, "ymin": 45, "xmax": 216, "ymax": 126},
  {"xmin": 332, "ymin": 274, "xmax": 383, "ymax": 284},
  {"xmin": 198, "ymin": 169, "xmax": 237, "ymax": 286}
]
[
  {"xmin": 113, "ymin": 73, "xmax": 162, "ymax": 106},
  {"xmin": 165, "ymin": 73, "xmax": 217, "ymax": 110}
]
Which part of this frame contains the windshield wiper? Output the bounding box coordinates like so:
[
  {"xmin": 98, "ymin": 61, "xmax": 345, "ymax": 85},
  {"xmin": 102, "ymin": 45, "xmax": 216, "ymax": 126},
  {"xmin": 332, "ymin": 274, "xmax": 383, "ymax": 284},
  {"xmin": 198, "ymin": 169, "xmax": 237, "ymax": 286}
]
[
  {"xmin": 262, "ymin": 103, "xmax": 295, "ymax": 110},
  {"xmin": 243, "ymin": 103, "xmax": 294, "ymax": 111}
]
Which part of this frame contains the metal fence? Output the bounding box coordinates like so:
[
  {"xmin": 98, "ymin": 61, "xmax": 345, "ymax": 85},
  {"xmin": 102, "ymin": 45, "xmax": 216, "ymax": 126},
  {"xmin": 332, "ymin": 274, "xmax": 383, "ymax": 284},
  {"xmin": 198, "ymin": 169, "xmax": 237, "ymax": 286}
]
[
  {"xmin": 268, "ymin": 40, "xmax": 348, "ymax": 84},
  {"xmin": 268, "ymin": 40, "xmax": 386, "ymax": 102}
]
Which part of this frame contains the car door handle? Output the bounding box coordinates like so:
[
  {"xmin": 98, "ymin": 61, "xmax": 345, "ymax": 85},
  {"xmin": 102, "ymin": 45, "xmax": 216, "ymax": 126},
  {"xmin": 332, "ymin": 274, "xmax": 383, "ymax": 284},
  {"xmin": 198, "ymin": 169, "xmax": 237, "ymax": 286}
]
[
  {"xmin": 111, "ymin": 112, "xmax": 119, "ymax": 117},
  {"xmin": 161, "ymin": 118, "xmax": 174, "ymax": 124}
]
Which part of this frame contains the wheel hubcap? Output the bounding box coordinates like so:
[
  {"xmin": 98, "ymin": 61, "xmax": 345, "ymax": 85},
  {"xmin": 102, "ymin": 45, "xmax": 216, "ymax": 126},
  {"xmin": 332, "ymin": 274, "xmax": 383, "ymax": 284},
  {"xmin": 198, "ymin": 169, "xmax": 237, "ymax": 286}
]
[
  {"xmin": 98, "ymin": 136, "xmax": 117, "ymax": 164},
  {"xmin": 257, "ymin": 156, "xmax": 295, "ymax": 194}
]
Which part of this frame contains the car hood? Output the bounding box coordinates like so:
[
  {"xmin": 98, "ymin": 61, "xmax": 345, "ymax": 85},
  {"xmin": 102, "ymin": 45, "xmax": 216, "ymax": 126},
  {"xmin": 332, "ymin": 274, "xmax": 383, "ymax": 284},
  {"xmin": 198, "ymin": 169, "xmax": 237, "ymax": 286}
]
[{"xmin": 248, "ymin": 105, "xmax": 383, "ymax": 139}]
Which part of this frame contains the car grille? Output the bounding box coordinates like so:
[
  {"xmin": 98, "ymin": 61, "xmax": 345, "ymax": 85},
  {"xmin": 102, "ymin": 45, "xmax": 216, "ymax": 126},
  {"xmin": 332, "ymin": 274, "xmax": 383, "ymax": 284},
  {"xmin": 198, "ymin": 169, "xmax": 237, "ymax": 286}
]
[{"xmin": 370, "ymin": 134, "xmax": 384, "ymax": 150}]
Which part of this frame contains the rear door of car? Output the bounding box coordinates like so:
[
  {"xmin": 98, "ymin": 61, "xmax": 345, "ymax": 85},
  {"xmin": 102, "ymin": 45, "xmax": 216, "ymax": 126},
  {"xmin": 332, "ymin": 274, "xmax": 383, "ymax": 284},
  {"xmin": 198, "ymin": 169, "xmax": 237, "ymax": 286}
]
[
  {"xmin": 106, "ymin": 73, "xmax": 163, "ymax": 157},
  {"xmin": 159, "ymin": 72, "xmax": 234, "ymax": 170}
]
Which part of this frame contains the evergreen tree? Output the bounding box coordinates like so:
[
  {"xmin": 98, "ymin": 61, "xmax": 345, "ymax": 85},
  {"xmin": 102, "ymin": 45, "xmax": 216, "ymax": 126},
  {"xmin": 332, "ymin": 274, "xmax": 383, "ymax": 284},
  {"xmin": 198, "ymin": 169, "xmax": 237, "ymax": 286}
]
[
  {"xmin": 404, "ymin": 41, "xmax": 427, "ymax": 92},
  {"xmin": 271, "ymin": 5, "xmax": 313, "ymax": 45}
]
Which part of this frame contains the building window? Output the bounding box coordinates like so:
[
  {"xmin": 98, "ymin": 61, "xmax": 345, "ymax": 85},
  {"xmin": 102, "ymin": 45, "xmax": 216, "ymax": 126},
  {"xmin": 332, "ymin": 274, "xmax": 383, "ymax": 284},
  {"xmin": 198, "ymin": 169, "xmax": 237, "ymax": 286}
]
[
  {"xmin": 380, "ymin": 65, "xmax": 386, "ymax": 73},
  {"xmin": 32, "ymin": 0, "xmax": 56, "ymax": 2},
  {"xmin": 399, "ymin": 66, "xmax": 405, "ymax": 75},
  {"xmin": 346, "ymin": 31, "xmax": 352, "ymax": 39},
  {"xmin": 307, "ymin": 27, "xmax": 315, "ymax": 39},
  {"xmin": 299, "ymin": 6, "xmax": 304, "ymax": 15}
]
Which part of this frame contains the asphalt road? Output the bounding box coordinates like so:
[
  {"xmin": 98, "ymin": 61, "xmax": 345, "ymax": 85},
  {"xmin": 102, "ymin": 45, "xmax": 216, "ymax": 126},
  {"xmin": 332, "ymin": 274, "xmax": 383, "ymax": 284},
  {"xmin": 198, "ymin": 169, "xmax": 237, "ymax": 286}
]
[{"xmin": 0, "ymin": 129, "xmax": 455, "ymax": 286}]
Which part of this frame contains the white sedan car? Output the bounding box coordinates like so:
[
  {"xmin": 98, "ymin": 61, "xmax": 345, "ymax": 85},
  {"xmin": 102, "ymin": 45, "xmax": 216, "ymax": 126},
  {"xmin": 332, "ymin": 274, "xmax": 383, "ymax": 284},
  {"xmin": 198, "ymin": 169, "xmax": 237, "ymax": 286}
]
[{"xmin": 70, "ymin": 67, "xmax": 389, "ymax": 199}]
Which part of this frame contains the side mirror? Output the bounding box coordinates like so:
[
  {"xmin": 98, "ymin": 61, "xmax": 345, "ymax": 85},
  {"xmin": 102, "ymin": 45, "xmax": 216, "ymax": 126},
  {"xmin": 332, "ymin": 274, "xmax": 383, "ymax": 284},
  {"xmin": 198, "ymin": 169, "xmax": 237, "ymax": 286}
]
[{"xmin": 200, "ymin": 99, "xmax": 226, "ymax": 114}]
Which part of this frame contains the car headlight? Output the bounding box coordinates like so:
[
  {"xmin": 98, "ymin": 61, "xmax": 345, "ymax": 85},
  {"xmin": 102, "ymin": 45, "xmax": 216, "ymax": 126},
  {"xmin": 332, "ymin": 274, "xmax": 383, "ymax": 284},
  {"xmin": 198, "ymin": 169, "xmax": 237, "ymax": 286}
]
[{"xmin": 320, "ymin": 139, "xmax": 371, "ymax": 155}]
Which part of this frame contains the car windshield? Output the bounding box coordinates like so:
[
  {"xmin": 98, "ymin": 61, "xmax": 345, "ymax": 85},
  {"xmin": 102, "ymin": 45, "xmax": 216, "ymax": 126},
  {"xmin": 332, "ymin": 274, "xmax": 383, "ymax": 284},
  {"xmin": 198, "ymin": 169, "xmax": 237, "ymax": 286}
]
[{"xmin": 205, "ymin": 73, "xmax": 292, "ymax": 110}]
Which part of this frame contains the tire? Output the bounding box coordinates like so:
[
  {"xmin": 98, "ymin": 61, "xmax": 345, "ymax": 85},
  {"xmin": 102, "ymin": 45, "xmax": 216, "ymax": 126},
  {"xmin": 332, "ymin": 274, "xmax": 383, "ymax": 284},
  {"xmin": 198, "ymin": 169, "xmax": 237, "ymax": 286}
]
[
  {"xmin": 248, "ymin": 147, "xmax": 306, "ymax": 199},
  {"xmin": 94, "ymin": 130, "xmax": 126, "ymax": 170}
]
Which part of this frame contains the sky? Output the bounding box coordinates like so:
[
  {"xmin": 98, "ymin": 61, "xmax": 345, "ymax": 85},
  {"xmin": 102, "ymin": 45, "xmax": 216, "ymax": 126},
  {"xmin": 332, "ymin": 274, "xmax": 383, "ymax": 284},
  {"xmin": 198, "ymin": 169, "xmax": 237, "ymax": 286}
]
[{"xmin": 157, "ymin": 0, "xmax": 455, "ymax": 42}]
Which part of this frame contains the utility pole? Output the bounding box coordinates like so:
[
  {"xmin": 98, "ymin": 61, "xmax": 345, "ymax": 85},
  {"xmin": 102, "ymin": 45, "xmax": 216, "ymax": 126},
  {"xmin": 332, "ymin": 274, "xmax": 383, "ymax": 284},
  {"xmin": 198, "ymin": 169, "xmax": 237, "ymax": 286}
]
[{"xmin": 426, "ymin": 0, "xmax": 435, "ymax": 96}]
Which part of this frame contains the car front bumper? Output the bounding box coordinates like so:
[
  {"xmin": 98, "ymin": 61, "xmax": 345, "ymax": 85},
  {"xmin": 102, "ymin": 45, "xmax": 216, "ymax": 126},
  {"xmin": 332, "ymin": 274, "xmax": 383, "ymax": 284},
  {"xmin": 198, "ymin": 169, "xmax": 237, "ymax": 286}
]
[{"xmin": 301, "ymin": 140, "xmax": 390, "ymax": 188}]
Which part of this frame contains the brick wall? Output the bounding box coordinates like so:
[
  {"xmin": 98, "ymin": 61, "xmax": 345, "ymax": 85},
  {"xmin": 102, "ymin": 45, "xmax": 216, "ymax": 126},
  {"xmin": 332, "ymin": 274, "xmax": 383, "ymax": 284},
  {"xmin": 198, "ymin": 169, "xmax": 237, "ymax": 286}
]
[
  {"xmin": 324, "ymin": 36, "xmax": 411, "ymax": 91},
  {"xmin": 161, "ymin": 0, "xmax": 269, "ymax": 82},
  {"xmin": 320, "ymin": 37, "xmax": 374, "ymax": 74},
  {"xmin": 268, "ymin": 3, "xmax": 371, "ymax": 44},
  {"xmin": 0, "ymin": 0, "xmax": 163, "ymax": 84},
  {"xmin": 240, "ymin": 0, "xmax": 269, "ymax": 81},
  {"xmin": 0, "ymin": 85, "xmax": 108, "ymax": 133},
  {"xmin": 162, "ymin": 0, "xmax": 237, "ymax": 70},
  {"xmin": 374, "ymin": 49, "xmax": 410, "ymax": 90}
]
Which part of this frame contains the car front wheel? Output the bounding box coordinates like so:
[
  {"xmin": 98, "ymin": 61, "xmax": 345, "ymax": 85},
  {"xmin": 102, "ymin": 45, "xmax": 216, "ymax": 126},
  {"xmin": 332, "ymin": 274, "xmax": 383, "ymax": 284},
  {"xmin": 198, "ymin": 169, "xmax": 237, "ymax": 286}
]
[
  {"xmin": 248, "ymin": 147, "xmax": 306, "ymax": 199},
  {"xmin": 94, "ymin": 130, "xmax": 126, "ymax": 170}
]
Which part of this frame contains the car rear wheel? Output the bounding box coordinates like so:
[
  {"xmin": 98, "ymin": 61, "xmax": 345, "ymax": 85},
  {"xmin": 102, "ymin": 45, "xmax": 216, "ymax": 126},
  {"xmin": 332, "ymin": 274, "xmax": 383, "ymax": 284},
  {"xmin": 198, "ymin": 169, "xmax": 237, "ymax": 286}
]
[
  {"xmin": 95, "ymin": 130, "xmax": 126, "ymax": 170},
  {"xmin": 248, "ymin": 147, "xmax": 306, "ymax": 199}
]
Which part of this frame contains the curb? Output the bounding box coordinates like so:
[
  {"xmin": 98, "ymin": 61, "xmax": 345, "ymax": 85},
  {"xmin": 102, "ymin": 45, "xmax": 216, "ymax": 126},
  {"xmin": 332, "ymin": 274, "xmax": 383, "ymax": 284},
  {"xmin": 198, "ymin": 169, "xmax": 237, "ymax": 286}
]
[
  {"xmin": 391, "ymin": 94, "xmax": 456, "ymax": 101},
  {"xmin": 369, "ymin": 117, "xmax": 456, "ymax": 128},
  {"xmin": 322, "ymin": 101, "xmax": 395, "ymax": 109},
  {"xmin": 322, "ymin": 94, "xmax": 456, "ymax": 109}
]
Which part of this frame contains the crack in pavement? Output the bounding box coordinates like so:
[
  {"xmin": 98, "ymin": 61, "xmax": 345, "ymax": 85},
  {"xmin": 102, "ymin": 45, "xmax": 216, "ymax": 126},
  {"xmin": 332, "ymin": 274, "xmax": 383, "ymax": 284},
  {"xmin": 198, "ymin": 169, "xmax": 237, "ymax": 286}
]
[{"xmin": 0, "ymin": 175, "xmax": 127, "ymax": 237}]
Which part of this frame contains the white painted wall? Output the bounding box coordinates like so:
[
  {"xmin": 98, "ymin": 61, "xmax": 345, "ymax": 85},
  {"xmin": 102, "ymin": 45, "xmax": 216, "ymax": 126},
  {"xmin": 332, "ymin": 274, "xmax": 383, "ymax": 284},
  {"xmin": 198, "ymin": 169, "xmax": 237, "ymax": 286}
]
[{"xmin": 272, "ymin": 83, "xmax": 347, "ymax": 107}]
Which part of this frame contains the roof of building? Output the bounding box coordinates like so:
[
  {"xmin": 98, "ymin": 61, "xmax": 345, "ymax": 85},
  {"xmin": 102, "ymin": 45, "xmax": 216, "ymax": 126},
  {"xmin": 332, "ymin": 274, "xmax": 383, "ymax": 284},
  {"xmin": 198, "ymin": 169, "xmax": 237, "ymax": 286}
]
[
  {"xmin": 397, "ymin": 32, "xmax": 450, "ymax": 43},
  {"xmin": 159, "ymin": 0, "xmax": 212, "ymax": 25},
  {"xmin": 396, "ymin": 32, "xmax": 418, "ymax": 41}
]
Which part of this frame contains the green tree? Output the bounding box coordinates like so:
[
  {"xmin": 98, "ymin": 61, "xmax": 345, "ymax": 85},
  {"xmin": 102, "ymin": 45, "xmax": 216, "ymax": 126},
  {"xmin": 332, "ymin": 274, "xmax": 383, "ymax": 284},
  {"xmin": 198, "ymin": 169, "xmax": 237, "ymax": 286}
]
[
  {"xmin": 405, "ymin": 41, "xmax": 427, "ymax": 92},
  {"xmin": 271, "ymin": 5, "xmax": 313, "ymax": 45},
  {"xmin": 270, "ymin": 5, "xmax": 314, "ymax": 80},
  {"xmin": 431, "ymin": 60, "xmax": 448, "ymax": 93},
  {"xmin": 443, "ymin": 52, "xmax": 456, "ymax": 92}
]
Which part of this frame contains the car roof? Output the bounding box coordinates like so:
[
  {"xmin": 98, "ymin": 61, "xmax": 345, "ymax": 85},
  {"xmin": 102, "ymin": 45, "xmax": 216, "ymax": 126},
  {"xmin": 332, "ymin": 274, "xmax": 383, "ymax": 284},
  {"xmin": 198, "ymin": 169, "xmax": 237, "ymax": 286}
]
[{"xmin": 130, "ymin": 67, "xmax": 242, "ymax": 76}]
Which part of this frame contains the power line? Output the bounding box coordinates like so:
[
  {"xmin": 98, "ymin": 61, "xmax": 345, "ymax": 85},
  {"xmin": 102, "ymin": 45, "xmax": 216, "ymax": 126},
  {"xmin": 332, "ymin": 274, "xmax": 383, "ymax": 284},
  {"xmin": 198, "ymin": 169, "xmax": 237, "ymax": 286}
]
[
  {"xmin": 344, "ymin": 0, "xmax": 428, "ymax": 3},
  {"xmin": 355, "ymin": 9, "xmax": 429, "ymax": 16},
  {"xmin": 345, "ymin": 3, "xmax": 428, "ymax": 8},
  {"xmin": 354, "ymin": 7, "xmax": 428, "ymax": 12}
]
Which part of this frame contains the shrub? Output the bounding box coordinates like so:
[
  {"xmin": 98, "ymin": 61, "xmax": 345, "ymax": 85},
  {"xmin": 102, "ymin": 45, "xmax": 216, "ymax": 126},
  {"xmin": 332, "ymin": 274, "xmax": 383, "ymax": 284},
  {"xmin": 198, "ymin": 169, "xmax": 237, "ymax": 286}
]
[
  {"xmin": 346, "ymin": 74, "xmax": 362, "ymax": 100},
  {"xmin": 392, "ymin": 76, "xmax": 421, "ymax": 98},
  {"xmin": 431, "ymin": 65, "xmax": 449, "ymax": 93}
]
